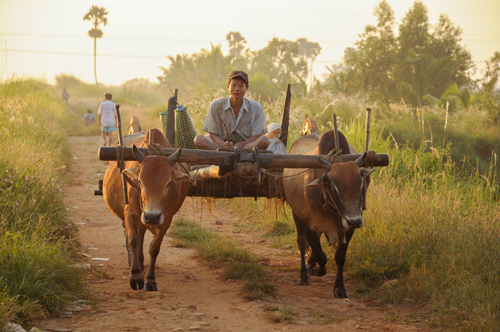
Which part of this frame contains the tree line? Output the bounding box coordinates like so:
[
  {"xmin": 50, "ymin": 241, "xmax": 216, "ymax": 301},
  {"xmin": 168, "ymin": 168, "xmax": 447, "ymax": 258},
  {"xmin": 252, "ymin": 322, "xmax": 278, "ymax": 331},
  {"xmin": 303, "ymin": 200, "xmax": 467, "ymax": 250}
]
[{"xmin": 156, "ymin": 0, "xmax": 499, "ymax": 121}]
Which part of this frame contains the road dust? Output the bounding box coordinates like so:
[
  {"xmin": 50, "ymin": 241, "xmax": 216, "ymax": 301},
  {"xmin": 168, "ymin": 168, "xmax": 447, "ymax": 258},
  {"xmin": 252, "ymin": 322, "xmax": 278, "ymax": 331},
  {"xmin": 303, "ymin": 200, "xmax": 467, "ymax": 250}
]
[{"xmin": 39, "ymin": 136, "xmax": 428, "ymax": 332}]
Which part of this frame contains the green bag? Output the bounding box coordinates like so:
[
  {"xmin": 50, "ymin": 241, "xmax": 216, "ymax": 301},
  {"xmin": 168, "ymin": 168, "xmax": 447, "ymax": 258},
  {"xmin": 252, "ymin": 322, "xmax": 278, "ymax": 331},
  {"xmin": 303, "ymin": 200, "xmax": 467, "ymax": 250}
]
[{"xmin": 174, "ymin": 106, "xmax": 197, "ymax": 149}]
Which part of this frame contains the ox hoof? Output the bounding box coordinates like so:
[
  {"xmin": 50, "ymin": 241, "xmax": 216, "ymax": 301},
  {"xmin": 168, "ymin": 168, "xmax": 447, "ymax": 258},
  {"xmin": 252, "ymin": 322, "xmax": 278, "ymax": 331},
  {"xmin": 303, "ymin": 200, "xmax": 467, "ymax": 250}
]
[
  {"xmin": 129, "ymin": 276, "xmax": 145, "ymax": 291},
  {"xmin": 144, "ymin": 281, "xmax": 158, "ymax": 292},
  {"xmin": 299, "ymin": 275, "xmax": 311, "ymax": 286},
  {"xmin": 309, "ymin": 266, "xmax": 327, "ymax": 277},
  {"xmin": 334, "ymin": 287, "xmax": 349, "ymax": 299}
]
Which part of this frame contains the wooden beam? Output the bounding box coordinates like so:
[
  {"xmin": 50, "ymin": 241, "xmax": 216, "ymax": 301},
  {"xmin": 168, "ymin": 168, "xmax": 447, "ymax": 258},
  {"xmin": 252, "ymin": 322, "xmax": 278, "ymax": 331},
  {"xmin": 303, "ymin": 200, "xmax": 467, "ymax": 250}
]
[{"xmin": 98, "ymin": 147, "xmax": 389, "ymax": 168}]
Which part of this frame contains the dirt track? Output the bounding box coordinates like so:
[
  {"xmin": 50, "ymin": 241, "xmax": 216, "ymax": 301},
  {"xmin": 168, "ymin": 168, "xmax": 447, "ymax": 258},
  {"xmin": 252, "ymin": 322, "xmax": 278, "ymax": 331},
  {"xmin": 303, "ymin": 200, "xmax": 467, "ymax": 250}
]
[{"xmin": 40, "ymin": 136, "xmax": 428, "ymax": 332}]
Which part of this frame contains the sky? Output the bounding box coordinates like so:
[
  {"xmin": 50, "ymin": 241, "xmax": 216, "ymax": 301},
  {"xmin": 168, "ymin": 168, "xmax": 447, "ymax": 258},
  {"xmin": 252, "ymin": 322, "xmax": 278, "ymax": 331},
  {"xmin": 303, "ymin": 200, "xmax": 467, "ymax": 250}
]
[{"xmin": 0, "ymin": 0, "xmax": 499, "ymax": 86}]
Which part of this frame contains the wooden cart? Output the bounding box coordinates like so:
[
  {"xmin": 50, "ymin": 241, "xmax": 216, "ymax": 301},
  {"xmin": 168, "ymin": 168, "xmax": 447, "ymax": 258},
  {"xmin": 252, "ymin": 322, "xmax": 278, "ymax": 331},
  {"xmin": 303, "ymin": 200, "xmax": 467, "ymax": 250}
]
[{"xmin": 95, "ymin": 85, "xmax": 389, "ymax": 200}]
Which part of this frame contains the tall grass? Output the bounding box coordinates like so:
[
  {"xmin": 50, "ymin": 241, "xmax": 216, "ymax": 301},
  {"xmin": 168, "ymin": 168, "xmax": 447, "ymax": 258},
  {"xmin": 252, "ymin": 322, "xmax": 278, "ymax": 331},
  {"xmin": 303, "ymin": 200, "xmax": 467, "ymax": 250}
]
[{"xmin": 0, "ymin": 78, "xmax": 85, "ymax": 327}]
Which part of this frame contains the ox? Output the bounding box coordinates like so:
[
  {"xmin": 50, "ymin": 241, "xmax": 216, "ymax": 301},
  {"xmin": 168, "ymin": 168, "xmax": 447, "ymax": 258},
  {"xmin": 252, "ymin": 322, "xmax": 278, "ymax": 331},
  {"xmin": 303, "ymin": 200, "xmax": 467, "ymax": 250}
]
[
  {"xmin": 103, "ymin": 128, "xmax": 190, "ymax": 291},
  {"xmin": 283, "ymin": 130, "xmax": 373, "ymax": 298}
]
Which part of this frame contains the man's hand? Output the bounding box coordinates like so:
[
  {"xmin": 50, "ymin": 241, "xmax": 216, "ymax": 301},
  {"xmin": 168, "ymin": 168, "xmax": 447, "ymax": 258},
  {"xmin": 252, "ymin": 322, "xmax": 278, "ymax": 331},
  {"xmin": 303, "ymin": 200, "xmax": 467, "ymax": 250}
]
[
  {"xmin": 222, "ymin": 141, "xmax": 234, "ymax": 148},
  {"xmin": 234, "ymin": 142, "xmax": 247, "ymax": 149}
]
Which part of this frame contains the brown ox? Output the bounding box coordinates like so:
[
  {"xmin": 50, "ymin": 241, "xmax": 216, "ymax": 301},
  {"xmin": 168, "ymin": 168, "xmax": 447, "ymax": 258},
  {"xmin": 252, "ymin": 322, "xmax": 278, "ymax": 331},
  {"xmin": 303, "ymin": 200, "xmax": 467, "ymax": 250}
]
[
  {"xmin": 103, "ymin": 128, "xmax": 190, "ymax": 291},
  {"xmin": 283, "ymin": 130, "xmax": 373, "ymax": 298}
]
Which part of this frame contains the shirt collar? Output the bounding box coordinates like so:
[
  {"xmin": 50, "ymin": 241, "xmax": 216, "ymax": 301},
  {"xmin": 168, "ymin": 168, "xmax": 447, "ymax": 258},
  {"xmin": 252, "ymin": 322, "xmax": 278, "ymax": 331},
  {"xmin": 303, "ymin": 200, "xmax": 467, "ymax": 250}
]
[{"xmin": 224, "ymin": 97, "xmax": 249, "ymax": 112}]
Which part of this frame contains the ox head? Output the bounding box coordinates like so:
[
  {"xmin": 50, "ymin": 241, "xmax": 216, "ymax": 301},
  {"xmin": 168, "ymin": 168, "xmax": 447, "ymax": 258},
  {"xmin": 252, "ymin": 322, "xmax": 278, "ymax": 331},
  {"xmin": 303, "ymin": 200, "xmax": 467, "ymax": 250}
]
[
  {"xmin": 305, "ymin": 154, "xmax": 374, "ymax": 229},
  {"xmin": 123, "ymin": 145, "xmax": 191, "ymax": 226}
]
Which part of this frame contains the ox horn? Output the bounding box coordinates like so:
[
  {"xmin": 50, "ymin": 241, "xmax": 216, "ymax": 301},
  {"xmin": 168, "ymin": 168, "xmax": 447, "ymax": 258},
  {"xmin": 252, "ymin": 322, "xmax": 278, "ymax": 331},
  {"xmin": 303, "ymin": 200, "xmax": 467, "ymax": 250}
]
[
  {"xmin": 132, "ymin": 144, "xmax": 147, "ymax": 163},
  {"xmin": 168, "ymin": 148, "xmax": 182, "ymax": 165},
  {"xmin": 318, "ymin": 157, "xmax": 333, "ymax": 171},
  {"xmin": 354, "ymin": 151, "xmax": 366, "ymax": 167}
]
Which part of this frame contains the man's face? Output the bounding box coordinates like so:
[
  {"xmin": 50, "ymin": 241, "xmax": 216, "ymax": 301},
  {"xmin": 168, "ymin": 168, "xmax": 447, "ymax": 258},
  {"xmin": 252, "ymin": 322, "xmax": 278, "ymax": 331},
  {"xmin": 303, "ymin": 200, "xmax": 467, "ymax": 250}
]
[{"xmin": 228, "ymin": 78, "xmax": 248, "ymax": 99}]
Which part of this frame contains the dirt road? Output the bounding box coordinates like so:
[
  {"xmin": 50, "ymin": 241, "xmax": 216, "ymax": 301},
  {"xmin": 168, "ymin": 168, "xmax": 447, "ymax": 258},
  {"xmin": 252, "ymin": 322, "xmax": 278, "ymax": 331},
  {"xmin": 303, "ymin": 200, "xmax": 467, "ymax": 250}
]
[{"xmin": 40, "ymin": 136, "xmax": 428, "ymax": 332}]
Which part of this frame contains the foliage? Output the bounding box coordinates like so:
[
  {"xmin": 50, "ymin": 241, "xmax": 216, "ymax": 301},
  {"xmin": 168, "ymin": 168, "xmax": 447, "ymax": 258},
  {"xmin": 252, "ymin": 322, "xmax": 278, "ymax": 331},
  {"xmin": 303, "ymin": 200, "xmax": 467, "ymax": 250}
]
[
  {"xmin": 0, "ymin": 78, "xmax": 85, "ymax": 326},
  {"xmin": 324, "ymin": 0, "xmax": 474, "ymax": 109},
  {"xmin": 158, "ymin": 35, "xmax": 315, "ymax": 98}
]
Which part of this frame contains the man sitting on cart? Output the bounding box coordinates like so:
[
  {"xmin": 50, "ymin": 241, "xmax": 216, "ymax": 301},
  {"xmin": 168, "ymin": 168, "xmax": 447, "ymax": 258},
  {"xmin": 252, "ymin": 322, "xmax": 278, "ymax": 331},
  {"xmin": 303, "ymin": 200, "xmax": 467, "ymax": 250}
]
[{"xmin": 193, "ymin": 71, "xmax": 270, "ymax": 150}]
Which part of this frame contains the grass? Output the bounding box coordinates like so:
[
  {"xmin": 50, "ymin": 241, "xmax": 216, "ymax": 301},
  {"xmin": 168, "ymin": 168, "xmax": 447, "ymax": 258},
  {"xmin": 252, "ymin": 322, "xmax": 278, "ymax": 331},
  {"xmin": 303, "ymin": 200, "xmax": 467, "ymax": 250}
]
[
  {"xmin": 169, "ymin": 219, "xmax": 276, "ymax": 300},
  {"xmin": 0, "ymin": 78, "xmax": 86, "ymax": 328},
  {"xmin": 264, "ymin": 305, "xmax": 299, "ymax": 323}
]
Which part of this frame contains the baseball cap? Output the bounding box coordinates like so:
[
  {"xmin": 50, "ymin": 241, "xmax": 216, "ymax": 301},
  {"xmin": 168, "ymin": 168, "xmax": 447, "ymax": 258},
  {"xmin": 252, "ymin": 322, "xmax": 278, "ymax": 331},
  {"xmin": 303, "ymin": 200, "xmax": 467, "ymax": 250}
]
[{"xmin": 229, "ymin": 71, "xmax": 249, "ymax": 85}]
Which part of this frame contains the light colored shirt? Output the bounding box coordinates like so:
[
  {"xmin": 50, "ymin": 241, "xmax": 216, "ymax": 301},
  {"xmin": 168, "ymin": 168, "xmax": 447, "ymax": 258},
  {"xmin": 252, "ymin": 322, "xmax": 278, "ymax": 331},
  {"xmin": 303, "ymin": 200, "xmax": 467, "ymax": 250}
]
[
  {"xmin": 98, "ymin": 100, "xmax": 116, "ymax": 127},
  {"xmin": 84, "ymin": 113, "xmax": 95, "ymax": 125},
  {"xmin": 202, "ymin": 97, "xmax": 267, "ymax": 140}
]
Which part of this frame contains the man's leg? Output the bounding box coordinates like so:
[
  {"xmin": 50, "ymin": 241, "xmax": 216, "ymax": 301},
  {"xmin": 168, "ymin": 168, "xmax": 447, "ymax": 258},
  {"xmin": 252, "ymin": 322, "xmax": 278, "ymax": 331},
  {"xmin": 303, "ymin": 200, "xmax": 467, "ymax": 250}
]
[
  {"xmin": 245, "ymin": 135, "xmax": 270, "ymax": 150},
  {"xmin": 107, "ymin": 132, "xmax": 113, "ymax": 147},
  {"xmin": 101, "ymin": 131, "xmax": 107, "ymax": 146},
  {"xmin": 193, "ymin": 135, "xmax": 222, "ymax": 150}
]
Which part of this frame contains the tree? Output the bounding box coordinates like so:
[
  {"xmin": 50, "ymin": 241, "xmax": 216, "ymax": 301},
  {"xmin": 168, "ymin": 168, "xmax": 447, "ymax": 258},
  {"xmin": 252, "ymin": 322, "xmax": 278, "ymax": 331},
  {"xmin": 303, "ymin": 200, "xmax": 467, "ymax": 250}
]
[
  {"xmin": 323, "ymin": 0, "xmax": 474, "ymax": 107},
  {"xmin": 83, "ymin": 5, "xmax": 108, "ymax": 85},
  {"xmin": 481, "ymin": 52, "xmax": 500, "ymax": 122},
  {"xmin": 429, "ymin": 14, "xmax": 474, "ymax": 96},
  {"xmin": 400, "ymin": 49, "xmax": 452, "ymax": 107},
  {"xmin": 226, "ymin": 32, "xmax": 247, "ymax": 58},
  {"xmin": 250, "ymin": 37, "xmax": 308, "ymax": 96},
  {"xmin": 297, "ymin": 37, "xmax": 321, "ymax": 90}
]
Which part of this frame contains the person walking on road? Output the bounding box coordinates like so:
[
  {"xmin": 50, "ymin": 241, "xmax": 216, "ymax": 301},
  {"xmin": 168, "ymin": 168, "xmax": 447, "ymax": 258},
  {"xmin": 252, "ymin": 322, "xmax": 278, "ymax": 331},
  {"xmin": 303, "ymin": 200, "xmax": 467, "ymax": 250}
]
[
  {"xmin": 98, "ymin": 93, "xmax": 117, "ymax": 146},
  {"xmin": 62, "ymin": 88, "xmax": 69, "ymax": 109}
]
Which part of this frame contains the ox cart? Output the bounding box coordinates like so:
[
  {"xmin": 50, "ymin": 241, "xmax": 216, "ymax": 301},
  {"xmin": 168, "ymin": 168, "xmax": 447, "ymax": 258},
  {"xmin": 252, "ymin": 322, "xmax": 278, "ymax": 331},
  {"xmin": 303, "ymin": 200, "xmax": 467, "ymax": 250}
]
[
  {"xmin": 95, "ymin": 85, "xmax": 390, "ymax": 296},
  {"xmin": 96, "ymin": 85, "xmax": 389, "ymax": 200}
]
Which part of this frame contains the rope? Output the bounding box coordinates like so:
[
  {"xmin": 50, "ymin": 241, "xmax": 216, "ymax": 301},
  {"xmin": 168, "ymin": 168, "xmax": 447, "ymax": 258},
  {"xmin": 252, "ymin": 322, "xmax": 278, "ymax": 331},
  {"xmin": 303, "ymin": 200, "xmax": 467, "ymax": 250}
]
[
  {"xmin": 146, "ymin": 143, "xmax": 167, "ymax": 156},
  {"xmin": 262, "ymin": 168, "xmax": 312, "ymax": 179},
  {"xmin": 116, "ymin": 145, "xmax": 126, "ymax": 170},
  {"xmin": 326, "ymin": 149, "xmax": 342, "ymax": 163}
]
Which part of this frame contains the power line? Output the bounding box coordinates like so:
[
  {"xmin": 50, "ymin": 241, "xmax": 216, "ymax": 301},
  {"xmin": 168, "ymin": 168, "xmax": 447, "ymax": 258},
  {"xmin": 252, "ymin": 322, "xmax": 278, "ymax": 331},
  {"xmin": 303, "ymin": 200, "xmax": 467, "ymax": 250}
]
[
  {"xmin": 3, "ymin": 48, "xmax": 488, "ymax": 64},
  {"xmin": 1, "ymin": 32, "xmax": 499, "ymax": 44}
]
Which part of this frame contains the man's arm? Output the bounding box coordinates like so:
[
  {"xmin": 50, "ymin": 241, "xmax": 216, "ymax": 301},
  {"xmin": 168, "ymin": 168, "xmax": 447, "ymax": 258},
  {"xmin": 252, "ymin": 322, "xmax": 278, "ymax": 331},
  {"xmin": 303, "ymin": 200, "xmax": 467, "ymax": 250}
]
[
  {"xmin": 234, "ymin": 134, "xmax": 263, "ymax": 149},
  {"xmin": 209, "ymin": 133, "xmax": 233, "ymax": 148},
  {"xmin": 98, "ymin": 114, "xmax": 102, "ymax": 125}
]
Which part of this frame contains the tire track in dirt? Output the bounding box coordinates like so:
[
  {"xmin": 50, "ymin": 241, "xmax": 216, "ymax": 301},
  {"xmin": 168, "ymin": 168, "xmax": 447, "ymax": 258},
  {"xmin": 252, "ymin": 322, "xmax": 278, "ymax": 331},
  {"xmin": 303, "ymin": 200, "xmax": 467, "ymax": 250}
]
[{"xmin": 39, "ymin": 136, "xmax": 428, "ymax": 332}]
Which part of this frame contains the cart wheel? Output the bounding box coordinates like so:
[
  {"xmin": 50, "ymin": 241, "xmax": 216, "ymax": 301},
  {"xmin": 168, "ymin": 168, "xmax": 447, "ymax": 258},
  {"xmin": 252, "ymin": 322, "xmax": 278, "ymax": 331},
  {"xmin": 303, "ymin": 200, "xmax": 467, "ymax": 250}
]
[{"xmin": 301, "ymin": 118, "xmax": 318, "ymax": 136}]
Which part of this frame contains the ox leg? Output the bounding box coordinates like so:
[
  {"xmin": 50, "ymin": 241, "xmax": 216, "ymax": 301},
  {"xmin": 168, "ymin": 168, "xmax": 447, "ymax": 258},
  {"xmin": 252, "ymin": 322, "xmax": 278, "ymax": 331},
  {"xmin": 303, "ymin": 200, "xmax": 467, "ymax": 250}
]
[
  {"xmin": 143, "ymin": 219, "xmax": 171, "ymax": 292},
  {"xmin": 334, "ymin": 229, "xmax": 354, "ymax": 298},
  {"xmin": 138, "ymin": 227, "xmax": 147, "ymax": 272},
  {"xmin": 124, "ymin": 208, "xmax": 145, "ymax": 291},
  {"xmin": 292, "ymin": 213, "xmax": 310, "ymax": 286},
  {"xmin": 306, "ymin": 230, "xmax": 327, "ymax": 277},
  {"xmin": 122, "ymin": 222, "xmax": 132, "ymax": 268}
]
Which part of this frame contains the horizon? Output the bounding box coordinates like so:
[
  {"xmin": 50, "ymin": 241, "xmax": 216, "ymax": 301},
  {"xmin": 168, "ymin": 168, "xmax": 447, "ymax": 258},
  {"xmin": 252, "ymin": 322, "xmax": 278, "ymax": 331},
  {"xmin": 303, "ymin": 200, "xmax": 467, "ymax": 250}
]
[{"xmin": 1, "ymin": 0, "xmax": 499, "ymax": 86}]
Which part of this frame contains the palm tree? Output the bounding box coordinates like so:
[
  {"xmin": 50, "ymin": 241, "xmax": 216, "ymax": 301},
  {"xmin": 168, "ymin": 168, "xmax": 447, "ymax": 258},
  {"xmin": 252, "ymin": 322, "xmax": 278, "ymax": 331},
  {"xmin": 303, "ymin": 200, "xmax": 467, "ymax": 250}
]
[
  {"xmin": 402, "ymin": 49, "xmax": 452, "ymax": 107},
  {"xmin": 83, "ymin": 5, "xmax": 108, "ymax": 85}
]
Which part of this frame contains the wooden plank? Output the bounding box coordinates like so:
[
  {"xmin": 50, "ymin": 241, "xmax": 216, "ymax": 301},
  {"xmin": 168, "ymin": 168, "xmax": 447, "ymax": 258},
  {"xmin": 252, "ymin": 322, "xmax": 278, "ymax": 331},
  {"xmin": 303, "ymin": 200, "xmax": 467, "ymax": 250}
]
[
  {"xmin": 166, "ymin": 89, "xmax": 178, "ymax": 146},
  {"xmin": 279, "ymin": 84, "xmax": 291, "ymax": 148},
  {"xmin": 98, "ymin": 147, "xmax": 389, "ymax": 168}
]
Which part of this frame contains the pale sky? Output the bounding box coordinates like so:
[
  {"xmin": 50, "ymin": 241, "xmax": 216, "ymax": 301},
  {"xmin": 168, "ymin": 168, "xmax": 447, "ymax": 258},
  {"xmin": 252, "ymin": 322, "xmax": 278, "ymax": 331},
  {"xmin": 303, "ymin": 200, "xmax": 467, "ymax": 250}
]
[{"xmin": 0, "ymin": 0, "xmax": 499, "ymax": 86}]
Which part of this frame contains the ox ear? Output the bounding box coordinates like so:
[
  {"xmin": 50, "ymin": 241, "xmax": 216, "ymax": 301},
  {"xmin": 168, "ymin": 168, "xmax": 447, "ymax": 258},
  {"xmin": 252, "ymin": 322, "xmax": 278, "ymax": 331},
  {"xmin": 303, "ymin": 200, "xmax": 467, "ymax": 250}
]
[
  {"xmin": 123, "ymin": 167, "xmax": 139, "ymax": 180},
  {"xmin": 304, "ymin": 175, "xmax": 327, "ymax": 189},
  {"xmin": 171, "ymin": 169, "xmax": 191, "ymax": 182},
  {"xmin": 360, "ymin": 168, "xmax": 375, "ymax": 178}
]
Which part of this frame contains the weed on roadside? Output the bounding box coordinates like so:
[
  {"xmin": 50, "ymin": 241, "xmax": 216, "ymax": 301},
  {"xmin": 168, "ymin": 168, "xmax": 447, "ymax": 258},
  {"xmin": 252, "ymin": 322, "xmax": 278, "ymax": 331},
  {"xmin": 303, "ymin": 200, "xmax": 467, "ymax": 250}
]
[
  {"xmin": 169, "ymin": 219, "xmax": 277, "ymax": 301},
  {"xmin": 264, "ymin": 305, "xmax": 298, "ymax": 323}
]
